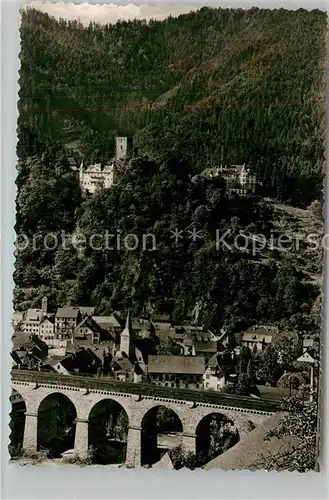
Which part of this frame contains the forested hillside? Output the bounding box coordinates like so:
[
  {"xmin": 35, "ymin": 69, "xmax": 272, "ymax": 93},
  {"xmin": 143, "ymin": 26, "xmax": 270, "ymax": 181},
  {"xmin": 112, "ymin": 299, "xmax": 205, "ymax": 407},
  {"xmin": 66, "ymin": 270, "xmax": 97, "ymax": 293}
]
[
  {"xmin": 15, "ymin": 7, "xmax": 325, "ymax": 332},
  {"xmin": 18, "ymin": 7, "xmax": 325, "ymax": 204}
]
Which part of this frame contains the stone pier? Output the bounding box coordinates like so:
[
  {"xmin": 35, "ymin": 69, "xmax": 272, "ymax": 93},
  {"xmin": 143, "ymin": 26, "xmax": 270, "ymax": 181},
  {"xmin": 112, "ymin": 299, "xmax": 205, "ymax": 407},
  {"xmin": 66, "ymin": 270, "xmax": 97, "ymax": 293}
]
[
  {"xmin": 74, "ymin": 419, "xmax": 89, "ymax": 458},
  {"xmin": 12, "ymin": 373, "xmax": 276, "ymax": 467},
  {"xmin": 181, "ymin": 433, "xmax": 196, "ymax": 454},
  {"xmin": 22, "ymin": 412, "xmax": 38, "ymax": 454},
  {"xmin": 125, "ymin": 426, "xmax": 141, "ymax": 468}
]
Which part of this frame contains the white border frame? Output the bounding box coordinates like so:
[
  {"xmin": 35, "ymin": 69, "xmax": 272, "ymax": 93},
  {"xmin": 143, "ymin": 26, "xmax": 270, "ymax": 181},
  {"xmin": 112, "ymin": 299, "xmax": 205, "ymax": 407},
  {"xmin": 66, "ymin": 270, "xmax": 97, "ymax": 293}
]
[{"xmin": 1, "ymin": 2, "xmax": 328, "ymax": 498}]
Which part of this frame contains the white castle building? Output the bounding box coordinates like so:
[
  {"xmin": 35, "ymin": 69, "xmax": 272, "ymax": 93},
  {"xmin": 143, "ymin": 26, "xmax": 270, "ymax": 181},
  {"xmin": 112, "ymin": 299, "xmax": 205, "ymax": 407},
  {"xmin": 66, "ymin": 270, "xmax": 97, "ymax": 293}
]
[
  {"xmin": 79, "ymin": 137, "xmax": 129, "ymax": 194},
  {"xmin": 201, "ymin": 163, "xmax": 257, "ymax": 197}
]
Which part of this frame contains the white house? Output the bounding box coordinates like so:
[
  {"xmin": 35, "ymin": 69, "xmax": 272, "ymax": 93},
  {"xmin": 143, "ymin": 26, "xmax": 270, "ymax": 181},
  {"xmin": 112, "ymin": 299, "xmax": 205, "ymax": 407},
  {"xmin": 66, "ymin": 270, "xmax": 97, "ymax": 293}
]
[
  {"xmin": 12, "ymin": 311, "xmax": 24, "ymax": 328},
  {"xmin": 79, "ymin": 137, "xmax": 129, "ymax": 194},
  {"xmin": 79, "ymin": 162, "xmax": 115, "ymax": 194},
  {"xmin": 201, "ymin": 163, "xmax": 257, "ymax": 197},
  {"xmin": 39, "ymin": 316, "xmax": 55, "ymax": 343},
  {"xmin": 23, "ymin": 309, "xmax": 43, "ymax": 336},
  {"xmin": 203, "ymin": 353, "xmax": 227, "ymax": 391}
]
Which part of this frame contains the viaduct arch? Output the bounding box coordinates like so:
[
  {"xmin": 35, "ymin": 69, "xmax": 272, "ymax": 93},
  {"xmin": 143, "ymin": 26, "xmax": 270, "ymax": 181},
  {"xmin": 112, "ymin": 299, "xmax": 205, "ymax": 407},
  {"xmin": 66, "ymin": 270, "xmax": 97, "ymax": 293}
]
[{"xmin": 12, "ymin": 376, "xmax": 276, "ymax": 467}]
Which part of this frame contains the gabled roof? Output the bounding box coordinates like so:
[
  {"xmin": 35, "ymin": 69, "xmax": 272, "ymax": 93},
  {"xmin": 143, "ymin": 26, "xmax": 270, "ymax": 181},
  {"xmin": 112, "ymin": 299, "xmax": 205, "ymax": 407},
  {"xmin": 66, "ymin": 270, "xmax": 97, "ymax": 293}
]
[
  {"xmin": 79, "ymin": 306, "xmax": 95, "ymax": 316},
  {"xmin": 11, "ymin": 351, "xmax": 23, "ymax": 365},
  {"xmin": 151, "ymin": 314, "xmax": 171, "ymax": 323},
  {"xmin": 71, "ymin": 341, "xmax": 113, "ymax": 361},
  {"xmin": 148, "ymin": 355, "xmax": 205, "ymax": 375},
  {"xmin": 12, "ymin": 311, "xmax": 24, "ymax": 321},
  {"xmin": 26, "ymin": 308, "xmax": 42, "ymax": 322},
  {"xmin": 92, "ymin": 315, "xmax": 121, "ymax": 329},
  {"xmin": 111, "ymin": 354, "xmax": 133, "ymax": 373},
  {"xmin": 24, "ymin": 335, "xmax": 47, "ymax": 353},
  {"xmin": 194, "ymin": 340, "xmax": 218, "ymax": 353},
  {"xmin": 56, "ymin": 307, "xmax": 79, "ymax": 319},
  {"xmin": 242, "ymin": 333, "xmax": 272, "ymax": 343},
  {"xmin": 206, "ymin": 353, "xmax": 226, "ymax": 377},
  {"xmin": 102, "ymin": 163, "xmax": 114, "ymax": 173},
  {"xmin": 40, "ymin": 316, "xmax": 54, "ymax": 325},
  {"xmin": 73, "ymin": 317, "xmax": 114, "ymax": 342},
  {"xmin": 296, "ymin": 351, "xmax": 316, "ymax": 364},
  {"xmin": 243, "ymin": 325, "xmax": 279, "ymax": 335},
  {"xmin": 85, "ymin": 163, "xmax": 102, "ymax": 173},
  {"xmin": 49, "ymin": 348, "xmax": 102, "ymax": 373}
]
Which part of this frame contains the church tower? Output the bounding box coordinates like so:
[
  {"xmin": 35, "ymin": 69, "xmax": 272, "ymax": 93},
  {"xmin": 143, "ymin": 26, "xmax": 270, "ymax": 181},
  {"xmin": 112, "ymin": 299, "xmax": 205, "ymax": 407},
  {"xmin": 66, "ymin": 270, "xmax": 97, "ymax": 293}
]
[{"xmin": 120, "ymin": 309, "xmax": 133, "ymax": 356}]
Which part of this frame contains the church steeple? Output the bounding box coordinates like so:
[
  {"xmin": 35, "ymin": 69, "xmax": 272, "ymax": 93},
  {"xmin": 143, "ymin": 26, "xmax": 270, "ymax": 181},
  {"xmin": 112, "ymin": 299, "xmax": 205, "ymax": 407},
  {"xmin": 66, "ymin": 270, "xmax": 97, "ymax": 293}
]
[{"xmin": 120, "ymin": 309, "xmax": 133, "ymax": 355}]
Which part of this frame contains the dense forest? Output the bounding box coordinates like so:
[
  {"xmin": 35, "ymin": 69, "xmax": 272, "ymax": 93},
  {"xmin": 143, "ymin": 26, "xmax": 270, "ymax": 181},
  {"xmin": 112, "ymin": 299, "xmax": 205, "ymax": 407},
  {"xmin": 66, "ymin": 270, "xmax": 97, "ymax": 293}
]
[{"xmin": 15, "ymin": 7, "xmax": 325, "ymax": 332}]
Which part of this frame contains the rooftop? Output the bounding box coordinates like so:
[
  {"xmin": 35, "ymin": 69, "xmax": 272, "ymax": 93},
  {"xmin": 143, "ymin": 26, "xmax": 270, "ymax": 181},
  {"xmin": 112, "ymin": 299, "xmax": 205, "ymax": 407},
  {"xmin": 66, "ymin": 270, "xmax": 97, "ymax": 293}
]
[
  {"xmin": 194, "ymin": 340, "xmax": 218, "ymax": 352},
  {"xmin": 79, "ymin": 306, "xmax": 95, "ymax": 316},
  {"xmin": 242, "ymin": 333, "xmax": 273, "ymax": 343},
  {"xmin": 93, "ymin": 315, "xmax": 121, "ymax": 329},
  {"xmin": 148, "ymin": 355, "xmax": 205, "ymax": 375},
  {"xmin": 56, "ymin": 307, "xmax": 80, "ymax": 319},
  {"xmin": 26, "ymin": 309, "xmax": 42, "ymax": 322}
]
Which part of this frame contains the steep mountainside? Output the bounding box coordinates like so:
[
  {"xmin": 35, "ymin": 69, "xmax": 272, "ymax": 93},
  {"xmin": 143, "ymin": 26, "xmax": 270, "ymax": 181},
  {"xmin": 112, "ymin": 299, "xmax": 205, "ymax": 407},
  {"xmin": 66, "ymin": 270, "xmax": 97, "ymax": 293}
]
[
  {"xmin": 18, "ymin": 7, "xmax": 326, "ymax": 205},
  {"xmin": 15, "ymin": 7, "xmax": 325, "ymax": 332}
]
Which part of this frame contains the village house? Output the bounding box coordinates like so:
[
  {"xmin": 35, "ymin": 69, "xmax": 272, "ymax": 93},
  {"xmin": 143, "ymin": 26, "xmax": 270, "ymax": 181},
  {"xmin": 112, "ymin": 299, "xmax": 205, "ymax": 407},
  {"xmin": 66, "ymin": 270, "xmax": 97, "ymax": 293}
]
[
  {"xmin": 22, "ymin": 308, "xmax": 43, "ymax": 336},
  {"xmin": 12, "ymin": 311, "xmax": 24, "ymax": 328},
  {"xmin": 55, "ymin": 307, "xmax": 81, "ymax": 336},
  {"xmin": 11, "ymin": 336, "xmax": 48, "ymax": 370},
  {"xmin": 79, "ymin": 306, "xmax": 95, "ymax": 317},
  {"xmin": 92, "ymin": 314, "xmax": 122, "ymax": 338},
  {"xmin": 72, "ymin": 316, "xmax": 110, "ymax": 345},
  {"xmin": 201, "ymin": 163, "xmax": 257, "ymax": 197},
  {"xmin": 147, "ymin": 355, "xmax": 205, "ymax": 389},
  {"xmin": 203, "ymin": 351, "xmax": 234, "ymax": 391},
  {"xmin": 239, "ymin": 326, "xmax": 277, "ymax": 352},
  {"xmin": 21, "ymin": 297, "xmax": 53, "ymax": 338},
  {"xmin": 39, "ymin": 316, "xmax": 55, "ymax": 343},
  {"xmin": 42, "ymin": 347, "xmax": 102, "ymax": 376},
  {"xmin": 302, "ymin": 337, "xmax": 315, "ymax": 353},
  {"xmin": 194, "ymin": 340, "xmax": 219, "ymax": 361},
  {"xmin": 111, "ymin": 353, "xmax": 145, "ymax": 383}
]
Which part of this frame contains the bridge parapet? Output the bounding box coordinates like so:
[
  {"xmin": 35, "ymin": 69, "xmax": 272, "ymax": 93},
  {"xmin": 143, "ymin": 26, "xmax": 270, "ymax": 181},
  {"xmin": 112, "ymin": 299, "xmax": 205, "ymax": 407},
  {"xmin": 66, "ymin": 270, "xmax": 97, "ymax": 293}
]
[
  {"xmin": 11, "ymin": 370, "xmax": 279, "ymax": 466},
  {"xmin": 11, "ymin": 370, "xmax": 280, "ymax": 414}
]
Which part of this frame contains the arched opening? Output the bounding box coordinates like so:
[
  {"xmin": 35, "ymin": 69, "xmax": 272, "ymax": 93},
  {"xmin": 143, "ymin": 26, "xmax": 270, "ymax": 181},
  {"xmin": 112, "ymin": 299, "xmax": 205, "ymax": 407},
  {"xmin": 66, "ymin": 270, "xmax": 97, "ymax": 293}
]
[
  {"xmin": 88, "ymin": 399, "xmax": 129, "ymax": 464},
  {"xmin": 141, "ymin": 405, "xmax": 183, "ymax": 466},
  {"xmin": 196, "ymin": 413, "xmax": 239, "ymax": 466},
  {"xmin": 37, "ymin": 393, "xmax": 77, "ymax": 458},
  {"xmin": 9, "ymin": 390, "xmax": 26, "ymax": 458}
]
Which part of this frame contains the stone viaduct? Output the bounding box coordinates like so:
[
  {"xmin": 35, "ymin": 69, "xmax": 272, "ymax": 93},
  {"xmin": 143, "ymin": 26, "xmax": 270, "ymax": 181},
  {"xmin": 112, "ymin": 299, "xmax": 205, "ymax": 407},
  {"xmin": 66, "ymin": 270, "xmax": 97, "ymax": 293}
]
[{"xmin": 11, "ymin": 370, "xmax": 278, "ymax": 467}]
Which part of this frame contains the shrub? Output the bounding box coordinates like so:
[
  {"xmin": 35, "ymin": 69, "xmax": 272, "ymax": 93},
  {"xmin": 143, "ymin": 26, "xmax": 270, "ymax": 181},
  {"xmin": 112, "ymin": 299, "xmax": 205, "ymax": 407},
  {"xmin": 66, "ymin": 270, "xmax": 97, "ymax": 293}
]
[{"xmin": 169, "ymin": 445, "xmax": 197, "ymax": 470}]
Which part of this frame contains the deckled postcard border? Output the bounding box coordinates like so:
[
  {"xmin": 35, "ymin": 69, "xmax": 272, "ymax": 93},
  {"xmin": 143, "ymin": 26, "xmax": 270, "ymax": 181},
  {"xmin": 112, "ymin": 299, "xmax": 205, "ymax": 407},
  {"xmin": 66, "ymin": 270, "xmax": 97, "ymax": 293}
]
[{"xmin": 1, "ymin": 1, "xmax": 328, "ymax": 498}]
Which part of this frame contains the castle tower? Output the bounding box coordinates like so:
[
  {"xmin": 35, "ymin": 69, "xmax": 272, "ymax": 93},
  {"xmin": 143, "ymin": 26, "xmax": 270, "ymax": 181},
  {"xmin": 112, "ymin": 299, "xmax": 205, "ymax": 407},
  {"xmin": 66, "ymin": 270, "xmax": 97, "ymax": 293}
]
[
  {"xmin": 41, "ymin": 296, "xmax": 48, "ymax": 315},
  {"xmin": 115, "ymin": 137, "xmax": 128, "ymax": 160},
  {"xmin": 79, "ymin": 161, "xmax": 84, "ymax": 187},
  {"xmin": 120, "ymin": 309, "xmax": 133, "ymax": 356}
]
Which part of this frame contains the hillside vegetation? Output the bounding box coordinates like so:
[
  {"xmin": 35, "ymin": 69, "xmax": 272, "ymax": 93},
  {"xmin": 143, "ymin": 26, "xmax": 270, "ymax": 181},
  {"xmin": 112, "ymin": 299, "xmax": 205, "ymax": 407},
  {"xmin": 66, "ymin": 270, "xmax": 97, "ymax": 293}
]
[{"xmin": 15, "ymin": 7, "xmax": 325, "ymax": 332}]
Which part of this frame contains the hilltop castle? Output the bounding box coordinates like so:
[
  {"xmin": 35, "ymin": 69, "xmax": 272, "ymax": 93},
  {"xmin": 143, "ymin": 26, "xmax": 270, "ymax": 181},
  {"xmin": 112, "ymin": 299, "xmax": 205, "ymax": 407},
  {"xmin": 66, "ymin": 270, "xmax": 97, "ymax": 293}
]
[
  {"xmin": 79, "ymin": 137, "xmax": 130, "ymax": 194},
  {"xmin": 201, "ymin": 164, "xmax": 257, "ymax": 197}
]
